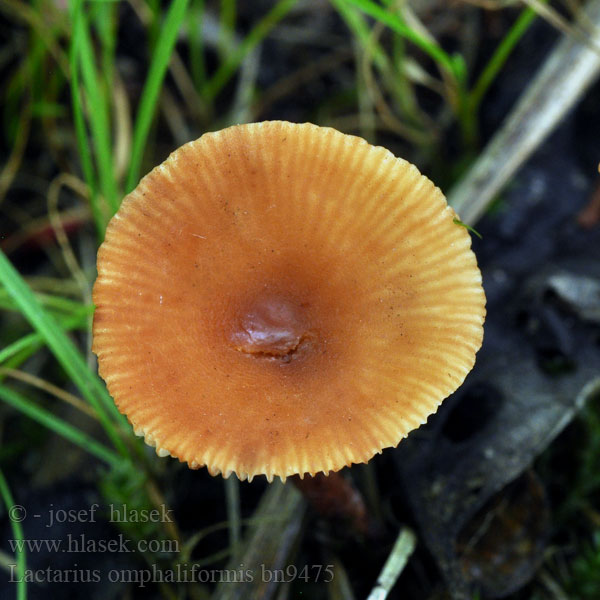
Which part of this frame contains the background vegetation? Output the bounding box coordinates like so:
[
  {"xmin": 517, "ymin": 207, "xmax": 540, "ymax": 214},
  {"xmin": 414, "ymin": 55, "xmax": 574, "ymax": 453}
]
[{"xmin": 0, "ymin": 1, "xmax": 599, "ymax": 599}]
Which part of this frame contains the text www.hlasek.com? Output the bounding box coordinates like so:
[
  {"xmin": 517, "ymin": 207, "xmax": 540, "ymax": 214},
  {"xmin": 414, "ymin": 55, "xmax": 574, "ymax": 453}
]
[{"xmin": 9, "ymin": 534, "xmax": 178, "ymax": 555}]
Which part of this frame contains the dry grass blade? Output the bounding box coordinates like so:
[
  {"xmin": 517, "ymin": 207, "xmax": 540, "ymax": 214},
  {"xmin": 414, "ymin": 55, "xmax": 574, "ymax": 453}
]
[
  {"xmin": 0, "ymin": 367, "xmax": 97, "ymax": 419},
  {"xmin": 367, "ymin": 527, "xmax": 417, "ymax": 600},
  {"xmin": 522, "ymin": 0, "xmax": 600, "ymax": 42},
  {"xmin": 0, "ymin": 102, "xmax": 31, "ymax": 205},
  {"xmin": 47, "ymin": 173, "xmax": 91, "ymax": 302},
  {"xmin": 448, "ymin": 0, "xmax": 600, "ymax": 224},
  {"xmin": 0, "ymin": 0, "xmax": 69, "ymax": 75},
  {"xmin": 112, "ymin": 74, "xmax": 132, "ymax": 183},
  {"xmin": 360, "ymin": 20, "xmax": 436, "ymax": 144},
  {"xmin": 212, "ymin": 482, "xmax": 304, "ymax": 600},
  {"xmin": 253, "ymin": 47, "xmax": 352, "ymax": 117}
]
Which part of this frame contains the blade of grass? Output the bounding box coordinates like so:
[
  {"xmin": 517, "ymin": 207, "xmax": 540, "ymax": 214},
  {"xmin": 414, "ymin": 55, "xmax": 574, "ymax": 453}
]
[
  {"xmin": 94, "ymin": 0, "xmax": 117, "ymax": 89},
  {"xmin": 0, "ymin": 334, "xmax": 44, "ymax": 365},
  {"xmin": 367, "ymin": 527, "xmax": 417, "ymax": 600},
  {"xmin": 340, "ymin": 0, "xmax": 459, "ymax": 79},
  {"xmin": 0, "ymin": 468, "xmax": 26, "ymax": 600},
  {"xmin": 146, "ymin": 0, "xmax": 161, "ymax": 49},
  {"xmin": 125, "ymin": 0, "xmax": 190, "ymax": 192},
  {"xmin": 0, "ymin": 96, "xmax": 30, "ymax": 206},
  {"xmin": 331, "ymin": 0, "xmax": 394, "ymax": 80},
  {"xmin": 0, "ymin": 367, "xmax": 97, "ymax": 418},
  {"xmin": 388, "ymin": 12, "xmax": 422, "ymax": 122},
  {"xmin": 213, "ymin": 482, "xmax": 304, "ymax": 600},
  {"xmin": 331, "ymin": 0, "xmax": 394, "ymax": 116},
  {"xmin": 203, "ymin": 0, "xmax": 299, "ymax": 102},
  {"xmin": 218, "ymin": 0, "xmax": 237, "ymax": 61},
  {"xmin": 0, "ymin": 383, "xmax": 122, "ymax": 469},
  {"xmin": 0, "ymin": 313, "xmax": 87, "ymax": 365},
  {"xmin": 0, "ymin": 288, "xmax": 92, "ymax": 318},
  {"xmin": 70, "ymin": 0, "xmax": 119, "ymax": 215},
  {"xmin": 228, "ymin": 43, "xmax": 261, "ymax": 124},
  {"xmin": 20, "ymin": 293, "xmax": 88, "ymax": 315},
  {"xmin": 0, "ymin": 0, "xmax": 69, "ymax": 76},
  {"xmin": 469, "ymin": 5, "xmax": 541, "ymax": 111},
  {"xmin": 463, "ymin": 2, "xmax": 545, "ymax": 145},
  {"xmin": 69, "ymin": 4, "xmax": 103, "ymax": 237},
  {"xmin": 331, "ymin": 0, "xmax": 429, "ymax": 141},
  {"xmin": 188, "ymin": 0, "xmax": 207, "ymax": 92},
  {"xmin": 225, "ymin": 476, "xmax": 241, "ymax": 555},
  {"xmin": 0, "ymin": 249, "xmax": 129, "ymax": 457}
]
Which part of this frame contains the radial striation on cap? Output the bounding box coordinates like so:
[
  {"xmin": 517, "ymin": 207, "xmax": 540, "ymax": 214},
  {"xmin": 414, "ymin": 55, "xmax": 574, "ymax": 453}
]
[{"xmin": 93, "ymin": 121, "xmax": 486, "ymax": 482}]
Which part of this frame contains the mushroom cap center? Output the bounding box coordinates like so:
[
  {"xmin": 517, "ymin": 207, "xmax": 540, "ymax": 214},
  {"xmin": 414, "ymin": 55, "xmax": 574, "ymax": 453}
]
[{"xmin": 229, "ymin": 295, "xmax": 310, "ymax": 360}]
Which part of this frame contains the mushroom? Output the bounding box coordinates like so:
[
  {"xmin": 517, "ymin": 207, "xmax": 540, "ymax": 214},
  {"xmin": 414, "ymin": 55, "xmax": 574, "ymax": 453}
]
[{"xmin": 92, "ymin": 121, "xmax": 485, "ymax": 482}]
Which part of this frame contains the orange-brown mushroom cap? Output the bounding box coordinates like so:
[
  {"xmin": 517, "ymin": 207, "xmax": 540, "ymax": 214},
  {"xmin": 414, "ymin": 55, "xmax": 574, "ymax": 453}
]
[{"xmin": 92, "ymin": 121, "xmax": 486, "ymax": 482}]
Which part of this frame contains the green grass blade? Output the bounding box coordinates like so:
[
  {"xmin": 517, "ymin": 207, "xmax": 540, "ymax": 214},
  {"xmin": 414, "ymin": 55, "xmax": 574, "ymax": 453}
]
[
  {"xmin": 331, "ymin": 0, "xmax": 422, "ymax": 126},
  {"xmin": 188, "ymin": 0, "xmax": 207, "ymax": 92},
  {"xmin": 94, "ymin": 1, "xmax": 117, "ymax": 91},
  {"xmin": 0, "ymin": 290, "xmax": 86, "ymax": 315},
  {"xmin": 125, "ymin": 0, "xmax": 190, "ymax": 192},
  {"xmin": 218, "ymin": 0, "xmax": 237, "ymax": 61},
  {"xmin": 0, "ymin": 384, "xmax": 122, "ymax": 469},
  {"xmin": 70, "ymin": 0, "xmax": 119, "ymax": 215},
  {"xmin": 340, "ymin": 0, "xmax": 458, "ymax": 78},
  {"xmin": 0, "ymin": 311, "xmax": 88, "ymax": 365},
  {"xmin": 203, "ymin": 0, "xmax": 299, "ymax": 102},
  {"xmin": 69, "ymin": 3, "xmax": 104, "ymax": 238},
  {"xmin": 459, "ymin": 3, "xmax": 542, "ymax": 147},
  {"xmin": 146, "ymin": 0, "xmax": 162, "ymax": 49},
  {"xmin": 31, "ymin": 294, "xmax": 90, "ymax": 315},
  {"xmin": 0, "ymin": 250, "xmax": 129, "ymax": 457},
  {"xmin": 0, "ymin": 468, "xmax": 27, "ymax": 600},
  {"xmin": 331, "ymin": 0, "xmax": 389, "ymax": 72},
  {"xmin": 469, "ymin": 5, "xmax": 540, "ymax": 112},
  {"xmin": 0, "ymin": 334, "xmax": 42, "ymax": 365},
  {"xmin": 3, "ymin": 291, "xmax": 89, "ymax": 315}
]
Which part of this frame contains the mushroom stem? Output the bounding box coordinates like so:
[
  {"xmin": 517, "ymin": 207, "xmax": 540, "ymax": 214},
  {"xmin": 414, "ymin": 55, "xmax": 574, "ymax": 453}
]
[{"xmin": 290, "ymin": 472, "xmax": 371, "ymax": 536}]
